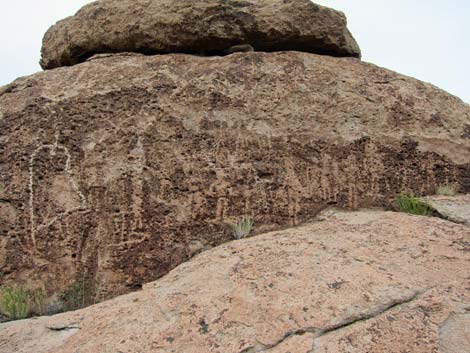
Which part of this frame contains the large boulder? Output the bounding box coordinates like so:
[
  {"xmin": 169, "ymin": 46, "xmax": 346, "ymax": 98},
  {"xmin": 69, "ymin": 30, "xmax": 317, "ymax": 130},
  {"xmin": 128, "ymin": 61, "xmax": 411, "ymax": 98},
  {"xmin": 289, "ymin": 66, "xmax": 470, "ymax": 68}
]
[
  {"xmin": 1, "ymin": 210, "xmax": 469, "ymax": 353},
  {"xmin": 0, "ymin": 51, "xmax": 469, "ymax": 296},
  {"xmin": 40, "ymin": 0, "xmax": 361, "ymax": 69}
]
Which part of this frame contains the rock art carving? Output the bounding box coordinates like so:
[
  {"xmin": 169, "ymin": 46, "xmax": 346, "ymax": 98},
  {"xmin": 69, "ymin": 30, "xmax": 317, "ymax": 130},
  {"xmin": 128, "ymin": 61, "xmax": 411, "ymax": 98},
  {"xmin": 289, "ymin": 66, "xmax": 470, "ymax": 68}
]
[{"xmin": 29, "ymin": 132, "xmax": 88, "ymax": 250}]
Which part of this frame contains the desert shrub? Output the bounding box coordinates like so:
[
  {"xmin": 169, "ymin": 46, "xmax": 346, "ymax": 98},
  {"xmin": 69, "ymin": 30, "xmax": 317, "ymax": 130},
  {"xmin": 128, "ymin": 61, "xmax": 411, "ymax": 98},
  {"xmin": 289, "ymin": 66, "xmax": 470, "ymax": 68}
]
[
  {"xmin": 396, "ymin": 194, "xmax": 433, "ymax": 216},
  {"xmin": 231, "ymin": 216, "xmax": 254, "ymax": 239},
  {"xmin": 436, "ymin": 184, "xmax": 458, "ymax": 196},
  {"xmin": 61, "ymin": 279, "xmax": 98, "ymax": 311}
]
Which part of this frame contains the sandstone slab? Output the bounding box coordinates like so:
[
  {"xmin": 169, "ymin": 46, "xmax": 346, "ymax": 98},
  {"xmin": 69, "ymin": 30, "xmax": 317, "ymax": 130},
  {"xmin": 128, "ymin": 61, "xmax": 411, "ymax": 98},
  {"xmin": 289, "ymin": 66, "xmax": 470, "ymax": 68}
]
[
  {"xmin": 1, "ymin": 211, "xmax": 469, "ymax": 353},
  {"xmin": 0, "ymin": 51, "xmax": 469, "ymax": 297},
  {"xmin": 40, "ymin": 0, "xmax": 361, "ymax": 69}
]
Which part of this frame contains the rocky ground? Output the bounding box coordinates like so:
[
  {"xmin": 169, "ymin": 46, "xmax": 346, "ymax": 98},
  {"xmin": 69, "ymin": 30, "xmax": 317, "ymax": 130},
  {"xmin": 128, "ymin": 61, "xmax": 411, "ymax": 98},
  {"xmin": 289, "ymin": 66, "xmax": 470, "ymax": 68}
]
[{"xmin": 1, "ymin": 206, "xmax": 469, "ymax": 353}]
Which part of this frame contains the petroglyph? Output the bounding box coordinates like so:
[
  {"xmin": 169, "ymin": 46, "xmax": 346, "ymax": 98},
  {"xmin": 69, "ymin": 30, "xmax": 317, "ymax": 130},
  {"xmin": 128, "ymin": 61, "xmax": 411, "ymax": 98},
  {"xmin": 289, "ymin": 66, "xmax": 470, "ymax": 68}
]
[
  {"xmin": 106, "ymin": 136, "xmax": 151, "ymax": 247},
  {"xmin": 129, "ymin": 137, "xmax": 146, "ymax": 232},
  {"xmin": 29, "ymin": 133, "xmax": 88, "ymax": 249}
]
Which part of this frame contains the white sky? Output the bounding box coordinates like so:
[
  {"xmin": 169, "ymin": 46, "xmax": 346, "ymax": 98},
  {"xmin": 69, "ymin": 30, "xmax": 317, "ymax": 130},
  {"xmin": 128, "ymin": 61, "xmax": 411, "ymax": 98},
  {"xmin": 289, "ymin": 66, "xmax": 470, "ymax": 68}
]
[{"xmin": 0, "ymin": 0, "xmax": 469, "ymax": 103}]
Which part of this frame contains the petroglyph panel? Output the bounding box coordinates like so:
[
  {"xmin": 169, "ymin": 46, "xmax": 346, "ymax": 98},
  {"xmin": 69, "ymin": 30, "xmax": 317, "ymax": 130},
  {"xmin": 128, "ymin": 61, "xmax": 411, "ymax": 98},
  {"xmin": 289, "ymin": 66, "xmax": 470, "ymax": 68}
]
[
  {"xmin": 0, "ymin": 52, "xmax": 469, "ymax": 296},
  {"xmin": 28, "ymin": 138, "xmax": 88, "ymax": 250}
]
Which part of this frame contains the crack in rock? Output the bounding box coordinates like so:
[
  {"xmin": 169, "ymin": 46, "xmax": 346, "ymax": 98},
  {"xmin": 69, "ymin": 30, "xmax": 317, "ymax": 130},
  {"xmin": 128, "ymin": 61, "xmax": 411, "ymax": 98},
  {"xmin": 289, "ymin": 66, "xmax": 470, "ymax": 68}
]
[
  {"xmin": 239, "ymin": 291, "xmax": 421, "ymax": 353},
  {"xmin": 317, "ymin": 291, "xmax": 421, "ymax": 337},
  {"xmin": 429, "ymin": 209, "xmax": 469, "ymax": 226},
  {"xmin": 239, "ymin": 330, "xmax": 317, "ymax": 353},
  {"xmin": 47, "ymin": 324, "xmax": 81, "ymax": 331},
  {"xmin": 373, "ymin": 78, "xmax": 407, "ymax": 84}
]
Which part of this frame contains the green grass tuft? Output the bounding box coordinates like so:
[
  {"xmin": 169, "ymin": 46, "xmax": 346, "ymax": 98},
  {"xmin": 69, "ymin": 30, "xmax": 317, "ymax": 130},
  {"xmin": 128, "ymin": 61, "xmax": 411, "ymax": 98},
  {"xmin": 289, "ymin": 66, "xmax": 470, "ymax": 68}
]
[
  {"xmin": 0, "ymin": 285, "xmax": 47, "ymax": 321},
  {"xmin": 0, "ymin": 285, "xmax": 32, "ymax": 320},
  {"xmin": 396, "ymin": 194, "xmax": 433, "ymax": 216}
]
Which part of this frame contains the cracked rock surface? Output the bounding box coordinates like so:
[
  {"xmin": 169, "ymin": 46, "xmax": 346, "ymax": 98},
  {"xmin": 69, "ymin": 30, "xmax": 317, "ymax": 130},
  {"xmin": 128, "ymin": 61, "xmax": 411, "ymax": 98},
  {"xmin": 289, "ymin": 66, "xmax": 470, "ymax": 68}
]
[
  {"xmin": 40, "ymin": 0, "xmax": 361, "ymax": 69},
  {"xmin": 1, "ymin": 210, "xmax": 469, "ymax": 353}
]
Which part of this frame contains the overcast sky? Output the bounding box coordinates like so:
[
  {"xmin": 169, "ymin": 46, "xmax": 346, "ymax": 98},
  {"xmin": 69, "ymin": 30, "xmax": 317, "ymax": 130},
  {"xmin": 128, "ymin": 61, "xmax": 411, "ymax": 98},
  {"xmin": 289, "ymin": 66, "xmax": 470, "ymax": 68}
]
[{"xmin": 0, "ymin": 0, "xmax": 468, "ymax": 103}]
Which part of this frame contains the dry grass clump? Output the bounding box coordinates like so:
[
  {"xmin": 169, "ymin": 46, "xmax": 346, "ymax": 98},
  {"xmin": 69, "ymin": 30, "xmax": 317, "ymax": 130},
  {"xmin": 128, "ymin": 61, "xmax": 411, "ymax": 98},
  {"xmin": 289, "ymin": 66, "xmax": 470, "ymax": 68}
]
[
  {"xmin": 0, "ymin": 278, "xmax": 104, "ymax": 322},
  {"xmin": 60, "ymin": 279, "xmax": 100, "ymax": 311},
  {"xmin": 436, "ymin": 184, "xmax": 458, "ymax": 196}
]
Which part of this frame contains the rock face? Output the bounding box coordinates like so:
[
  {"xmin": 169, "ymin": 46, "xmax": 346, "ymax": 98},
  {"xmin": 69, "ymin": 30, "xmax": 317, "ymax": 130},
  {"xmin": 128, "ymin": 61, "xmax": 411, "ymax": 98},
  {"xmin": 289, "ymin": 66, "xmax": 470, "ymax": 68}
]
[
  {"xmin": 1, "ymin": 51, "xmax": 469, "ymax": 296},
  {"xmin": 40, "ymin": 0, "xmax": 361, "ymax": 69},
  {"xmin": 1, "ymin": 210, "xmax": 469, "ymax": 353}
]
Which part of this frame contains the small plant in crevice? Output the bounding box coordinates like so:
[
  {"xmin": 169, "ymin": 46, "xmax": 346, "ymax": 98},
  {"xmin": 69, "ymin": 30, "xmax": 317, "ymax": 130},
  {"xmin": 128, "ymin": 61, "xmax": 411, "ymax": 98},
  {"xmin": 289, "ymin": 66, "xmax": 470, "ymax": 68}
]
[
  {"xmin": 30, "ymin": 287, "xmax": 47, "ymax": 317},
  {"xmin": 231, "ymin": 216, "xmax": 254, "ymax": 239},
  {"xmin": 436, "ymin": 183, "xmax": 458, "ymax": 197},
  {"xmin": 60, "ymin": 279, "xmax": 98, "ymax": 312},
  {"xmin": 396, "ymin": 193, "xmax": 433, "ymax": 216}
]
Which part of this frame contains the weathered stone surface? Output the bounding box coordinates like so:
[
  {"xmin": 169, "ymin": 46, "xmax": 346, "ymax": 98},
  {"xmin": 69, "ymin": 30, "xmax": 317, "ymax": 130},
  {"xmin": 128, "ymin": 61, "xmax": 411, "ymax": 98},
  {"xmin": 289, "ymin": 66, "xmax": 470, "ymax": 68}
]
[
  {"xmin": 1, "ymin": 211, "xmax": 469, "ymax": 353},
  {"xmin": 40, "ymin": 0, "xmax": 361, "ymax": 69},
  {"xmin": 0, "ymin": 51, "xmax": 469, "ymax": 297},
  {"xmin": 425, "ymin": 194, "xmax": 470, "ymax": 225}
]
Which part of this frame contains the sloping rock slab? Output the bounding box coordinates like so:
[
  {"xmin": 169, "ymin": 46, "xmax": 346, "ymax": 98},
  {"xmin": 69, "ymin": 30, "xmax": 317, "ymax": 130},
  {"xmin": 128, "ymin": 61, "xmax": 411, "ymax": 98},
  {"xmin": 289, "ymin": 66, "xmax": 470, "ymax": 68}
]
[
  {"xmin": 1, "ymin": 52, "xmax": 469, "ymax": 296},
  {"xmin": 425, "ymin": 194, "xmax": 470, "ymax": 225},
  {"xmin": 1, "ymin": 211, "xmax": 469, "ymax": 353},
  {"xmin": 40, "ymin": 0, "xmax": 361, "ymax": 69}
]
